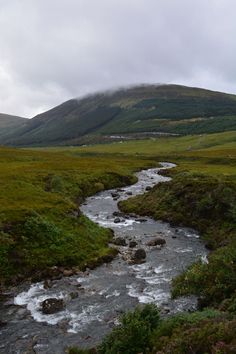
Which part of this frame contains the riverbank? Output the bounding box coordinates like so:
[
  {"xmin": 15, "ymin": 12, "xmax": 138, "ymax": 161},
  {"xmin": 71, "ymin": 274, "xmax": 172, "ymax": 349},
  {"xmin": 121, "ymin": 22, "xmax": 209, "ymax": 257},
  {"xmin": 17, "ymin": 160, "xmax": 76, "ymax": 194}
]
[
  {"xmin": 0, "ymin": 147, "xmax": 156, "ymax": 288},
  {"xmin": 119, "ymin": 169, "xmax": 236, "ymax": 305}
]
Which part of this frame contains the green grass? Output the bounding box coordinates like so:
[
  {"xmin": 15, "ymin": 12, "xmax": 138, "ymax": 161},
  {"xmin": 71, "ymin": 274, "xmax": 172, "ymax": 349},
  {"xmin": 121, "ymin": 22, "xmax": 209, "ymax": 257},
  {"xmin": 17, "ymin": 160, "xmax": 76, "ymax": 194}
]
[
  {"xmin": 51, "ymin": 130, "xmax": 236, "ymax": 157},
  {"xmin": 0, "ymin": 147, "xmax": 155, "ymax": 285}
]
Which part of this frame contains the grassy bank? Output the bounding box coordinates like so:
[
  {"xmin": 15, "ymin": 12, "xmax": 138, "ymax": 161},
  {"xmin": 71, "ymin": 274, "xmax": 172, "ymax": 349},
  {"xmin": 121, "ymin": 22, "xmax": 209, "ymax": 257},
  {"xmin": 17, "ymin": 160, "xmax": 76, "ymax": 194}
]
[{"xmin": 0, "ymin": 147, "xmax": 155, "ymax": 286}]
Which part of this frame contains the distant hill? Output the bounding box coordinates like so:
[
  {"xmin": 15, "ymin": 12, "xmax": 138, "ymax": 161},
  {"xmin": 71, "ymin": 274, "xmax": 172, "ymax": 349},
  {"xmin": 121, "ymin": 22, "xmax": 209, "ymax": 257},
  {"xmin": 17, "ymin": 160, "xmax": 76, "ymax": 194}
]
[
  {"xmin": 0, "ymin": 113, "xmax": 28, "ymax": 142},
  {"xmin": 1, "ymin": 84, "xmax": 236, "ymax": 146}
]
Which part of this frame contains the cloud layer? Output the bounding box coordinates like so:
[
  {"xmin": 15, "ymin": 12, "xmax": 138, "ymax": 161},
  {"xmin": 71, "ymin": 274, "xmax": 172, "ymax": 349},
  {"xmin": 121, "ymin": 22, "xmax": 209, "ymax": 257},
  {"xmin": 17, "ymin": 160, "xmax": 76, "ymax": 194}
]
[{"xmin": 0, "ymin": 0, "xmax": 236, "ymax": 117}]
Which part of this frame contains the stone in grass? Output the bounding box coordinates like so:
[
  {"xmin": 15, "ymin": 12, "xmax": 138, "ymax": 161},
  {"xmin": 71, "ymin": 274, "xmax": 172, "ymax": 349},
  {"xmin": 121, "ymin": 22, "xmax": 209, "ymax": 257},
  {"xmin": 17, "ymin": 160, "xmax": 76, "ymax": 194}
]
[{"xmin": 41, "ymin": 298, "xmax": 65, "ymax": 314}]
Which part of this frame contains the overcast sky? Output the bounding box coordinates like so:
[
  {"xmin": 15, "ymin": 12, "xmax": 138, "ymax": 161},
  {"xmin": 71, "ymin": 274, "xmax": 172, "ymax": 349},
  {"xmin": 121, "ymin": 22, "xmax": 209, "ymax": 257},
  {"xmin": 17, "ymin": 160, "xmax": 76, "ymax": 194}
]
[{"xmin": 0, "ymin": 0, "xmax": 236, "ymax": 117}]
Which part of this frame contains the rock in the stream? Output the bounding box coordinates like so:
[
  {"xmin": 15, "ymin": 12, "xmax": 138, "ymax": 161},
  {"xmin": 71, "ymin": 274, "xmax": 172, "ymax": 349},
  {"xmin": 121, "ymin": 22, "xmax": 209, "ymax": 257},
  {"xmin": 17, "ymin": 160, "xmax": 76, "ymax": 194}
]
[
  {"xmin": 135, "ymin": 218, "xmax": 147, "ymax": 222},
  {"xmin": 43, "ymin": 279, "xmax": 52, "ymax": 289},
  {"xmin": 126, "ymin": 191, "xmax": 133, "ymax": 196},
  {"xmin": 111, "ymin": 192, "xmax": 119, "ymax": 198},
  {"xmin": 41, "ymin": 298, "xmax": 65, "ymax": 314},
  {"xmin": 116, "ymin": 188, "xmax": 125, "ymax": 192},
  {"xmin": 129, "ymin": 240, "xmax": 138, "ymax": 248},
  {"xmin": 114, "ymin": 217, "xmax": 121, "ymax": 223},
  {"xmin": 147, "ymin": 237, "xmax": 166, "ymax": 246},
  {"xmin": 63, "ymin": 269, "xmax": 74, "ymax": 277},
  {"xmin": 113, "ymin": 211, "xmax": 124, "ymax": 217},
  {"xmin": 112, "ymin": 237, "xmax": 127, "ymax": 246},
  {"xmin": 132, "ymin": 248, "xmax": 146, "ymax": 263},
  {"xmin": 70, "ymin": 292, "xmax": 79, "ymax": 299},
  {"xmin": 145, "ymin": 186, "xmax": 152, "ymax": 191},
  {"xmin": 0, "ymin": 321, "xmax": 7, "ymax": 328}
]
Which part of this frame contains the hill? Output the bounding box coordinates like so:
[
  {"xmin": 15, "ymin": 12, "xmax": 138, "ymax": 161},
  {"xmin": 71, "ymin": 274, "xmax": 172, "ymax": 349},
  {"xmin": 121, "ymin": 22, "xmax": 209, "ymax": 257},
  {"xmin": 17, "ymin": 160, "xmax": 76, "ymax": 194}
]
[
  {"xmin": 1, "ymin": 84, "xmax": 236, "ymax": 146},
  {"xmin": 0, "ymin": 113, "xmax": 28, "ymax": 141}
]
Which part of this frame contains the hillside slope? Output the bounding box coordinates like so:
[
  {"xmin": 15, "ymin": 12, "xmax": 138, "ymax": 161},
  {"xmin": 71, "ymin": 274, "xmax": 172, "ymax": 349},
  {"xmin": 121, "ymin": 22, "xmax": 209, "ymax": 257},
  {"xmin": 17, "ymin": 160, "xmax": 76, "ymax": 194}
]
[
  {"xmin": 0, "ymin": 113, "xmax": 28, "ymax": 141},
  {"xmin": 2, "ymin": 84, "xmax": 236, "ymax": 146}
]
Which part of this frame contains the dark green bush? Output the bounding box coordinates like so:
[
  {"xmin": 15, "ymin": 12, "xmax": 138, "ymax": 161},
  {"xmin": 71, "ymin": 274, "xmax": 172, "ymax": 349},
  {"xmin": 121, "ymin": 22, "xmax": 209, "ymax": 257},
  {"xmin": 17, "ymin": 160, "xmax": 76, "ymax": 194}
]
[
  {"xmin": 172, "ymin": 244, "xmax": 236, "ymax": 308},
  {"xmin": 98, "ymin": 304, "xmax": 160, "ymax": 354}
]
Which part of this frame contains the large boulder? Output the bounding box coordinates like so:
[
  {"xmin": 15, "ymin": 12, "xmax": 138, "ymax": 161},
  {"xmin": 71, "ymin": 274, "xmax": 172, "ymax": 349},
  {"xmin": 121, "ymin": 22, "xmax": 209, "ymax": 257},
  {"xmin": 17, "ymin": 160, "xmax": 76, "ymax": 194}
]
[
  {"xmin": 133, "ymin": 248, "xmax": 146, "ymax": 261},
  {"xmin": 147, "ymin": 238, "xmax": 166, "ymax": 247},
  {"xmin": 41, "ymin": 298, "xmax": 65, "ymax": 314}
]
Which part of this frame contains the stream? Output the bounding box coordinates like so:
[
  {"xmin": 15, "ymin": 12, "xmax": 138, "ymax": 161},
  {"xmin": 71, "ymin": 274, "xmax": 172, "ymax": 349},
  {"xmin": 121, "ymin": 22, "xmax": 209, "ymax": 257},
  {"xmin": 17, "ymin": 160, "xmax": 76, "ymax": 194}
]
[{"xmin": 0, "ymin": 162, "xmax": 207, "ymax": 354}]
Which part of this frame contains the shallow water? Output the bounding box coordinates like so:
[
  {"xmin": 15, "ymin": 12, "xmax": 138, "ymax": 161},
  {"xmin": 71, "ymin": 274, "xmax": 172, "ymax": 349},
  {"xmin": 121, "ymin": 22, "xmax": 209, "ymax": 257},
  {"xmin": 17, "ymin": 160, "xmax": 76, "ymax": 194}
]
[{"xmin": 0, "ymin": 163, "xmax": 207, "ymax": 353}]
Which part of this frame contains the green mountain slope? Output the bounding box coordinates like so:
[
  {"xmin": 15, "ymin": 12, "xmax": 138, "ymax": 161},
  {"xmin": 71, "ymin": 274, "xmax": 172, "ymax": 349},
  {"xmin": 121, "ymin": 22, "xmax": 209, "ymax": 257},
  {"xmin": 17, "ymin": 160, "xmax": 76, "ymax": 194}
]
[
  {"xmin": 2, "ymin": 84, "xmax": 236, "ymax": 146},
  {"xmin": 0, "ymin": 113, "xmax": 28, "ymax": 141}
]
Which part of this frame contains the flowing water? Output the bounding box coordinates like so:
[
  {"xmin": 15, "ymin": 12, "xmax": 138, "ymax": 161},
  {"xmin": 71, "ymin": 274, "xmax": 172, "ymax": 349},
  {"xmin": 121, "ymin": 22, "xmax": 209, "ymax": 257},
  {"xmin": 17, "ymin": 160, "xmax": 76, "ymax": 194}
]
[{"xmin": 0, "ymin": 163, "xmax": 207, "ymax": 353}]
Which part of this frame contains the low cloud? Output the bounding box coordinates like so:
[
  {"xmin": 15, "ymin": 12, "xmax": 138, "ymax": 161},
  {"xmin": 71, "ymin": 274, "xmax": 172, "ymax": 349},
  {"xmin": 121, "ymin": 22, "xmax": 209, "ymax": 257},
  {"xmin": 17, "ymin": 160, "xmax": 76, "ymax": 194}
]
[{"xmin": 0, "ymin": 0, "xmax": 236, "ymax": 117}]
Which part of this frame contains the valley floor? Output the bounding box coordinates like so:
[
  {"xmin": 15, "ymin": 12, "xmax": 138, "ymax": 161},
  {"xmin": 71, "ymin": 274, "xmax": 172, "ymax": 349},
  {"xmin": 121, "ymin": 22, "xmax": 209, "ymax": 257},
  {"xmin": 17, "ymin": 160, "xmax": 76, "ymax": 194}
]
[{"xmin": 0, "ymin": 131, "xmax": 236, "ymax": 353}]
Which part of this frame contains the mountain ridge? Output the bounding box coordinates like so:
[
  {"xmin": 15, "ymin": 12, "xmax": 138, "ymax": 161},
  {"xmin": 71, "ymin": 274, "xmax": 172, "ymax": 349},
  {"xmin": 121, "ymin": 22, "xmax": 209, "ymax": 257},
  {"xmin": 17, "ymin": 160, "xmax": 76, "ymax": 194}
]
[{"xmin": 1, "ymin": 84, "xmax": 236, "ymax": 146}]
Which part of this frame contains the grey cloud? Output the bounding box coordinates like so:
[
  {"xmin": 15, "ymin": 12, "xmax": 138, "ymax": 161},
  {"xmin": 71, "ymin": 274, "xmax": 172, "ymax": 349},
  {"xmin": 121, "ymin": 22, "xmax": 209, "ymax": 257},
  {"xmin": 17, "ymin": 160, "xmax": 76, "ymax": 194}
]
[{"xmin": 0, "ymin": 0, "xmax": 235, "ymax": 117}]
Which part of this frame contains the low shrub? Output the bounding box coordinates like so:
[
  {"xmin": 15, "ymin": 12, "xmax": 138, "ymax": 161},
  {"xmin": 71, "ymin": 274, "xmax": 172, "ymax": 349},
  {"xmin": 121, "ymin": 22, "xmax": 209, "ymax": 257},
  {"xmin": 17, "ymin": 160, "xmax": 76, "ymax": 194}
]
[{"xmin": 98, "ymin": 304, "xmax": 160, "ymax": 354}]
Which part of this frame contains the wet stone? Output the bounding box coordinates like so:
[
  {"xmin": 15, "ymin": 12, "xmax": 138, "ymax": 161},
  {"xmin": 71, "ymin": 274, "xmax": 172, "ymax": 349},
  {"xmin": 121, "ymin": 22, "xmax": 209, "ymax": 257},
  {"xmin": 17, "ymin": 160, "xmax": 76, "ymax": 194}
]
[
  {"xmin": 112, "ymin": 237, "xmax": 127, "ymax": 246},
  {"xmin": 129, "ymin": 240, "xmax": 138, "ymax": 248},
  {"xmin": 147, "ymin": 237, "xmax": 166, "ymax": 246},
  {"xmin": 111, "ymin": 192, "xmax": 119, "ymax": 198},
  {"xmin": 133, "ymin": 248, "xmax": 146, "ymax": 261},
  {"xmin": 135, "ymin": 218, "xmax": 147, "ymax": 222},
  {"xmin": 43, "ymin": 279, "xmax": 52, "ymax": 289},
  {"xmin": 114, "ymin": 217, "xmax": 121, "ymax": 223},
  {"xmin": 113, "ymin": 211, "xmax": 124, "ymax": 217},
  {"xmin": 41, "ymin": 298, "xmax": 65, "ymax": 314},
  {"xmin": 70, "ymin": 292, "xmax": 79, "ymax": 299}
]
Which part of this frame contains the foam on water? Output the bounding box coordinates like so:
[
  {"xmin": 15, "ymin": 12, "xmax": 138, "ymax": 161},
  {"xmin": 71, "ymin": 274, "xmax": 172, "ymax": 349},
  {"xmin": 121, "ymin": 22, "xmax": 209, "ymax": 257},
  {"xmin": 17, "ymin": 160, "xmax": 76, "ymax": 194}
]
[
  {"xmin": 14, "ymin": 283, "xmax": 70, "ymax": 325},
  {"xmin": 68, "ymin": 305, "xmax": 103, "ymax": 333}
]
